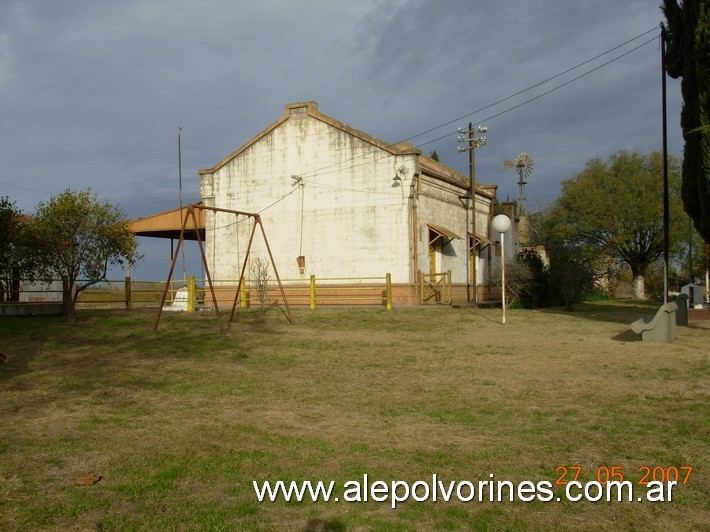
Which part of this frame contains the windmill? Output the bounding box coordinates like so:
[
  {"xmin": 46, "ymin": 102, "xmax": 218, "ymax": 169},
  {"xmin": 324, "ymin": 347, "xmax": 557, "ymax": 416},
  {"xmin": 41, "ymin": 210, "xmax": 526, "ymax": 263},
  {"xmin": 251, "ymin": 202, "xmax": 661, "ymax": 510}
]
[{"xmin": 504, "ymin": 152, "xmax": 533, "ymax": 216}]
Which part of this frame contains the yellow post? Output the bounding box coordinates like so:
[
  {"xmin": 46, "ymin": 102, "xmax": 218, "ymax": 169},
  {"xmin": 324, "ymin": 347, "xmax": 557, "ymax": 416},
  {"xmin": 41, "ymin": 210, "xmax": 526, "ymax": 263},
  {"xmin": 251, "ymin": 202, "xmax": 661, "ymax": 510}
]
[
  {"xmin": 447, "ymin": 270, "xmax": 452, "ymax": 304},
  {"xmin": 240, "ymin": 278, "xmax": 248, "ymax": 309},
  {"xmin": 310, "ymin": 274, "xmax": 316, "ymax": 310},
  {"xmin": 187, "ymin": 275, "xmax": 195, "ymax": 312},
  {"xmin": 386, "ymin": 273, "xmax": 392, "ymax": 310}
]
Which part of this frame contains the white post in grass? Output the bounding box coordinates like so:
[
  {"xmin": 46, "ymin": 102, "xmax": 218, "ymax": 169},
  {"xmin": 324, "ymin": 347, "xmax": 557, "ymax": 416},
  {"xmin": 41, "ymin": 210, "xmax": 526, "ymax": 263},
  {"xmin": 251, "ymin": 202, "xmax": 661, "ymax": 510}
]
[{"xmin": 492, "ymin": 214, "xmax": 512, "ymax": 324}]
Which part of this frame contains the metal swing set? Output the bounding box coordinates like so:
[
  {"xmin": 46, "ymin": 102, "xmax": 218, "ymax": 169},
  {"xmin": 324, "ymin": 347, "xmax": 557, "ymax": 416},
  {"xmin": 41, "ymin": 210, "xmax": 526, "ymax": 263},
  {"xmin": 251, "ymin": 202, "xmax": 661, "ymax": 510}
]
[{"xmin": 154, "ymin": 203, "xmax": 294, "ymax": 334}]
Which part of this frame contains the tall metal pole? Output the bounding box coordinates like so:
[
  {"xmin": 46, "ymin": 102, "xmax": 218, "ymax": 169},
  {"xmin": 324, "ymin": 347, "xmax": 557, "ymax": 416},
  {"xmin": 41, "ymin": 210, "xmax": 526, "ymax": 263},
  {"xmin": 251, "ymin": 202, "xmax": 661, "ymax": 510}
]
[
  {"xmin": 178, "ymin": 126, "xmax": 186, "ymax": 282},
  {"xmin": 469, "ymin": 122, "xmax": 477, "ymax": 305},
  {"xmin": 500, "ymin": 231, "xmax": 506, "ymax": 324},
  {"xmin": 661, "ymin": 25, "xmax": 670, "ymax": 304}
]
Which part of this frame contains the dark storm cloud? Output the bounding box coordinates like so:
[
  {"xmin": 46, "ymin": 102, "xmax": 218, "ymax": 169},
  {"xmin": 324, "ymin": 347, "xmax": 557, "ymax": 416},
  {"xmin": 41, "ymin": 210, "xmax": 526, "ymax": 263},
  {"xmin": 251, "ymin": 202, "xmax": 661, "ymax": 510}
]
[{"xmin": 0, "ymin": 0, "xmax": 682, "ymax": 279}]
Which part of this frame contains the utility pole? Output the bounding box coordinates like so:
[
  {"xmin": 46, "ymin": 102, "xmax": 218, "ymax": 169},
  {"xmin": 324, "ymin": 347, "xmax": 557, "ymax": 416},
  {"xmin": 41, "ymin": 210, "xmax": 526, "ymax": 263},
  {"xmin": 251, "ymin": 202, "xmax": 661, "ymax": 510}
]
[
  {"xmin": 458, "ymin": 123, "xmax": 487, "ymax": 304},
  {"xmin": 178, "ymin": 127, "xmax": 186, "ymax": 282},
  {"xmin": 661, "ymin": 24, "xmax": 670, "ymax": 304}
]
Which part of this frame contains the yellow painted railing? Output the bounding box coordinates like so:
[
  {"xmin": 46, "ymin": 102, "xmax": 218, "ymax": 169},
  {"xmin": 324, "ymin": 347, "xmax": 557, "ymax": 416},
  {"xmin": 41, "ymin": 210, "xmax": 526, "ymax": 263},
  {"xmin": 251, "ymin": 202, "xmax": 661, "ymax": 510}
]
[
  {"xmin": 10, "ymin": 274, "xmax": 396, "ymax": 310},
  {"xmin": 420, "ymin": 271, "xmax": 452, "ymax": 305},
  {"xmin": 228, "ymin": 274, "xmax": 393, "ymax": 310}
]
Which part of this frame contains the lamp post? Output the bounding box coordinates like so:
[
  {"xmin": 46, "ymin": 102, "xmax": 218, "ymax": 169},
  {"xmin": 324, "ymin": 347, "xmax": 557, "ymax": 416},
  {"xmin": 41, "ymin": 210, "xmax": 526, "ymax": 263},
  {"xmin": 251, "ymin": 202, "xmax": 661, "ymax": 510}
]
[{"xmin": 491, "ymin": 214, "xmax": 511, "ymax": 324}]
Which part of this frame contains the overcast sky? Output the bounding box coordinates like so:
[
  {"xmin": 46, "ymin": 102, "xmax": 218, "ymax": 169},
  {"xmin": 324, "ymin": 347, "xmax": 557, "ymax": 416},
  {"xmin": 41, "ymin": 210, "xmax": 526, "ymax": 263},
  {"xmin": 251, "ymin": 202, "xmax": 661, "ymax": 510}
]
[{"xmin": 0, "ymin": 0, "xmax": 683, "ymax": 280}]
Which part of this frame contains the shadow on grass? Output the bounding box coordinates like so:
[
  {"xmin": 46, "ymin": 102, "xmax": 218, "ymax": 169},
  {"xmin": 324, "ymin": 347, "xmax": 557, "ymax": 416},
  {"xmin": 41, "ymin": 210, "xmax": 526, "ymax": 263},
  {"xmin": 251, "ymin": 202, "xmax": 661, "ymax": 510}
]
[
  {"xmin": 227, "ymin": 305, "xmax": 294, "ymax": 334},
  {"xmin": 539, "ymin": 298, "xmax": 660, "ymax": 325},
  {"xmin": 304, "ymin": 517, "xmax": 347, "ymax": 531},
  {"xmin": 0, "ymin": 314, "xmax": 67, "ymax": 380},
  {"xmin": 611, "ymin": 329, "xmax": 641, "ymax": 343}
]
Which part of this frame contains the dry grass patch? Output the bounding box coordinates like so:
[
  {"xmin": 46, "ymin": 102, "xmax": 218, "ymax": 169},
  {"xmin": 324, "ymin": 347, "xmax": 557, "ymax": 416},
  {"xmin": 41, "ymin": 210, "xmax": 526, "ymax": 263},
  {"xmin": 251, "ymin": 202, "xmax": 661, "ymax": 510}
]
[{"xmin": 0, "ymin": 302, "xmax": 707, "ymax": 530}]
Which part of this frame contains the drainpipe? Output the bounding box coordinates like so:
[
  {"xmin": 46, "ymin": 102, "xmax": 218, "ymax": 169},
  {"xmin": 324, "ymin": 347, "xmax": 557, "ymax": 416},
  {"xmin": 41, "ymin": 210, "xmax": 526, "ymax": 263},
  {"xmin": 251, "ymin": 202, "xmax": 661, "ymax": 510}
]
[{"xmin": 411, "ymin": 172, "xmax": 421, "ymax": 304}]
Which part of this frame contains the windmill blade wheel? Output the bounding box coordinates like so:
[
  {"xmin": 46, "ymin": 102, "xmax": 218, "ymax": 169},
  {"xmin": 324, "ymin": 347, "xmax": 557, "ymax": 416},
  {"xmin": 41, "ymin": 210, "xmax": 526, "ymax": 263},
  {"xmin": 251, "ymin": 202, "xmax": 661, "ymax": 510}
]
[{"xmin": 515, "ymin": 152, "xmax": 533, "ymax": 180}]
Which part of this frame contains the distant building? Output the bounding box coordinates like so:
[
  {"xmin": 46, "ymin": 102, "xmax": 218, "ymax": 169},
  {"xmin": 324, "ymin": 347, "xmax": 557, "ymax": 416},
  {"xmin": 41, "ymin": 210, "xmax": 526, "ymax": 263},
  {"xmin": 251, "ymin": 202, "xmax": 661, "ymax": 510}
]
[{"xmin": 197, "ymin": 101, "xmax": 500, "ymax": 304}]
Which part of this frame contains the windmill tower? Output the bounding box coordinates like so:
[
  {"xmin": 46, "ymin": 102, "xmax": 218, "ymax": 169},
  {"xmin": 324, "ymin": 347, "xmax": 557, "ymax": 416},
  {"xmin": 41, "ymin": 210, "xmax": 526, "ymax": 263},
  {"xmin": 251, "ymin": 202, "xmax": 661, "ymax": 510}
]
[
  {"xmin": 504, "ymin": 152, "xmax": 533, "ymax": 217},
  {"xmin": 504, "ymin": 153, "xmax": 534, "ymax": 245}
]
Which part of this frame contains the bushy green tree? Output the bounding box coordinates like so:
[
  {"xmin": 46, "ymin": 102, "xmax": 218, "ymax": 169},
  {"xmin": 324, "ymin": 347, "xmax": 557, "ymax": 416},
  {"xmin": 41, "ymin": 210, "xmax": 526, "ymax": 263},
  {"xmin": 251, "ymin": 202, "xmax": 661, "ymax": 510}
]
[
  {"xmin": 515, "ymin": 250, "xmax": 552, "ymax": 308},
  {"xmin": 0, "ymin": 197, "xmax": 24, "ymax": 301},
  {"xmin": 24, "ymin": 189, "xmax": 140, "ymax": 323},
  {"xmin": 662, "ymin": 0, "xmax": 710, "ymax": 243},
  {"xmin": 547, "ymin": 244, "xmax": 600, "ymax": 309},
  {"xmin": 547, "ymin": 151, "xmax": 685, "ymax": 300}
]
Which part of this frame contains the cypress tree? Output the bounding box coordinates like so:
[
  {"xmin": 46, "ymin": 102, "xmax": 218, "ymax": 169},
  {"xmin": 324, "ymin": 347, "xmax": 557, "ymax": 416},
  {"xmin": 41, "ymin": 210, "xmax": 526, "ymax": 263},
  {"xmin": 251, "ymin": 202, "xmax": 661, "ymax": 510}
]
[{"xmin": 662, "ymin": 0, "xmax": 710, "ymax": 243}]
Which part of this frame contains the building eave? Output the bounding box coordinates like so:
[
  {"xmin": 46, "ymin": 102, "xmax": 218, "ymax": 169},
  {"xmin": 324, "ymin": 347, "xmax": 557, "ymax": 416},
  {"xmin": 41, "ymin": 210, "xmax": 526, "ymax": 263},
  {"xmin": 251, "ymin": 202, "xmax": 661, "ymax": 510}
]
[
  {"xmin": 419, "ymin": 156, "xmax": 495, "ymax": 198},
  {"xmin": 198, "ymin": 101, "xmax": 422, "ymax": 176}
]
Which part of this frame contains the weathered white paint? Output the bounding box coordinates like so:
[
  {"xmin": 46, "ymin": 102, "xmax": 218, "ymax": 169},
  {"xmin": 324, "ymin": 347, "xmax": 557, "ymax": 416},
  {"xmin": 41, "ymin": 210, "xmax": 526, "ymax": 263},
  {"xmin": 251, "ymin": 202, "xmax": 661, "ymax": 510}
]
[{"xmin": 199, "ymin": 102, "xmax": 495, "ymax": 291}]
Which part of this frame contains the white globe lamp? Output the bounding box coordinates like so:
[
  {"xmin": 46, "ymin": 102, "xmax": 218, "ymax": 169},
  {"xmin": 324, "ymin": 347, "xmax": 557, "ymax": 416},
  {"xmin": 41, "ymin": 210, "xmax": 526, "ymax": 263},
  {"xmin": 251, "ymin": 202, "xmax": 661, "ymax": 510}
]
[{"xmin": 491, "ymin": 214, "xmax": 512, "ymax": 323}]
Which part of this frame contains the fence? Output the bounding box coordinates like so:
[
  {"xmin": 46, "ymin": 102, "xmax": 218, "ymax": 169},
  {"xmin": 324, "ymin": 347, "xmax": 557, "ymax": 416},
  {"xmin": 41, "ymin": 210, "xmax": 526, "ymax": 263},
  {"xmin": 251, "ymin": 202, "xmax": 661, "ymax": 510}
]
[
  {"xmin": 180, "ymin": 274, "xmax": 393, "ymax": 311},
  {"xmin": 420, "ymin": 271, "xmax": 452, "ymax": 305},
  {"xmin": 9, "ymin": 275, "xmax": 395, "ymax": 311}
]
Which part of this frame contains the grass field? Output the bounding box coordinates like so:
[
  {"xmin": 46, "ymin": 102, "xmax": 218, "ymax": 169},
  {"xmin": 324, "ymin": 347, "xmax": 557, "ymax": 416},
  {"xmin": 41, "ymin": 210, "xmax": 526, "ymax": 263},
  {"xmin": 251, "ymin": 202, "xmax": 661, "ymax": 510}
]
[{"xmin": 1, "ymin": 301, "xmax": 708, "ymax": 530}]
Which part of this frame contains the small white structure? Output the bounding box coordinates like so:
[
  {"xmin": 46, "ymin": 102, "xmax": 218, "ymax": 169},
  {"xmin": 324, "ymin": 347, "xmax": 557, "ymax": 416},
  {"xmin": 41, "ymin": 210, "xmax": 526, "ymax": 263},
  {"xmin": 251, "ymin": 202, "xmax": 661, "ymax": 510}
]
[
  {"xmin": 17, "ymin": 279, "xmax": 63, "ymax": 303},
  {"xmin": 164, "ymin": 287, "xmax": 189, "ymax": 312},
  {"xmin": 681, "ymin": 284, "xmax": 705, "ymax": 309},
  {"xmin": 199, "ymin": 101, "xmax": 499, "ymax": 304}
]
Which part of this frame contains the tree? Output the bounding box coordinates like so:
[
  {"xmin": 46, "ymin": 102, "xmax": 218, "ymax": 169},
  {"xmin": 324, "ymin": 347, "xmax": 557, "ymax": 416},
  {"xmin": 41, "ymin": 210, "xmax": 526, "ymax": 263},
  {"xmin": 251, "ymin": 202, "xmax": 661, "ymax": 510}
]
[
  {"xmin": 547, "ymin": 151, "xmax": 684, "ymax": 300},
  {"xmin": 677, "ymin": 219, "xmax": 707, "ymax": 284},
  {"xmin": 547, "ymin": 243, "xmax": 601, "ymax": 309},
  {"xmin": 24, "ymin": 189, "xmax": 140, "ymax": 323},
  {"xmin": 662, "ymin": 0, "xmax": 710, "ymax": 243},
  {"xmin": 429, "ymin": 150, "xmax": 440, "ymax": 162},
  {"xmin": 0, "ymin": 197, "xmax": 24, "ymax": 302},
  {"xmin": 251, "ymin": 257, "xmax": 271, "ymax": 314}
]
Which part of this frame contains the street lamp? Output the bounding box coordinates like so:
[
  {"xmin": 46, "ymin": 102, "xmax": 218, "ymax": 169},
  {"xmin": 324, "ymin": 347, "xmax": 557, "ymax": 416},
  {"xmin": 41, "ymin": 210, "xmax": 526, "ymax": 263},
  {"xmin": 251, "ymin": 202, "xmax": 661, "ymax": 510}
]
[{"xmin": 491, "ymin": 214, "xmax": 512, "ymax": 324}]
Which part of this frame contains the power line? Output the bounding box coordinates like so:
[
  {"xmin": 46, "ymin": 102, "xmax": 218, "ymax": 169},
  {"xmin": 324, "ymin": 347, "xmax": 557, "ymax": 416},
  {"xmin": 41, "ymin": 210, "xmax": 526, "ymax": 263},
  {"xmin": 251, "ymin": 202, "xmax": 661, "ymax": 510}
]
[
  {"xmin": 289, "ymin": 27, "xmax": 660, "ymax": 186},
  {"xmin": 413, "ymin": 34, "xmax": 659, "ymax": 150},
  {"xmin": 398, "ymin": 26, "xmax": 659, "ymax": 145},
  {"xmin": 204, "ymin": 185, "xmax": 301, "ymax": 232},
  {"xmin": 218, "ymin": 27, "xmax": 661, "ymax": 217}
]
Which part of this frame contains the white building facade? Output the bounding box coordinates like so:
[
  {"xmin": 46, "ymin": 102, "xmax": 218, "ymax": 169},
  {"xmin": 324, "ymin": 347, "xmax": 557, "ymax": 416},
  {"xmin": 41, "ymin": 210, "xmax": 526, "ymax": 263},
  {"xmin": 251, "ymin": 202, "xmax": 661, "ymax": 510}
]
[{"xmin": 199, "ymin": 102, "xmax": 496, "ymax": 304}]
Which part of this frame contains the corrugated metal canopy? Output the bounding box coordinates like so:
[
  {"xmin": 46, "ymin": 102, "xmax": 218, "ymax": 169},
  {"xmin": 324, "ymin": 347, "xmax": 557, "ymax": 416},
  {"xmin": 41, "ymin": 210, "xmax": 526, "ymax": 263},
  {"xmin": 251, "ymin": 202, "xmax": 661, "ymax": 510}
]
[
  {"xmin": 428, "ymin": 224, "xmax": 463, "ymax": 243},
  {"xmin": 131, "ymin": 204, "xmax": 206, "ymax": 241},
  {"xmin": 470, "ymin": 232, "xmax": 494, "ymax": 247}
]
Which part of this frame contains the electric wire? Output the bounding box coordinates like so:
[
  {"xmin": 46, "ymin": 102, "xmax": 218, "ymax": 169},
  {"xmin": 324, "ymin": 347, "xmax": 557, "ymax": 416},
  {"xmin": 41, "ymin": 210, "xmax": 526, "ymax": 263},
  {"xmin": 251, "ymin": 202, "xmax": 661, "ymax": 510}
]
[
  {"xmin": 291, "ymin": 27, "xmax": 660, "ymax": 185},
  {"xmin": 204, "ymin": 185, "xmax": 301, "ymax": 233},
  {"xmin": 412, "ymin": 34, "xmax": 660, "ymax": 150},
  {"xmin": 397, "ymin": 26, "xmax": 659, "ymax": 146},
  {"xmin": 207, "ymin": 27, "xmax": 661, "ymax": 220}
]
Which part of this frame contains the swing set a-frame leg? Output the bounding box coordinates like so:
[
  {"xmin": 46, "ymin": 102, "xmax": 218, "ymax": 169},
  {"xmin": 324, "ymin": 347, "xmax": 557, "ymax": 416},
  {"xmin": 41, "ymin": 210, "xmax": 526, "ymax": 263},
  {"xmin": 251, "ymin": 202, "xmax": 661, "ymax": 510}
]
[{"xmin": 155, "ymin": 204, "xmax": 295, "ymax": 334}]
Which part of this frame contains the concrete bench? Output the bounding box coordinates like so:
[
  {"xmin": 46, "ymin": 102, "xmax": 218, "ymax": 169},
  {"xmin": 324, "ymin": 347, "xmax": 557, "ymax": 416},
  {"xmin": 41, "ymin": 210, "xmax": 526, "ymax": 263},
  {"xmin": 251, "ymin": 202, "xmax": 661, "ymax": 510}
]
[{"xmin": 631, "ymin": 301, "xmax": 678, "ymax": 342}]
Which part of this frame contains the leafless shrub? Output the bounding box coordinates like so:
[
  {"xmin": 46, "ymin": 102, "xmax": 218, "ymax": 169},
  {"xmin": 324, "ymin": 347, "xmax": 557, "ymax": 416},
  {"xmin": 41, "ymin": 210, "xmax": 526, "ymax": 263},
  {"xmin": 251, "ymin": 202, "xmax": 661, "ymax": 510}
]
[{"xmin": 251, "ymin": 257, "xmax": 271, "ymax": 313}]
